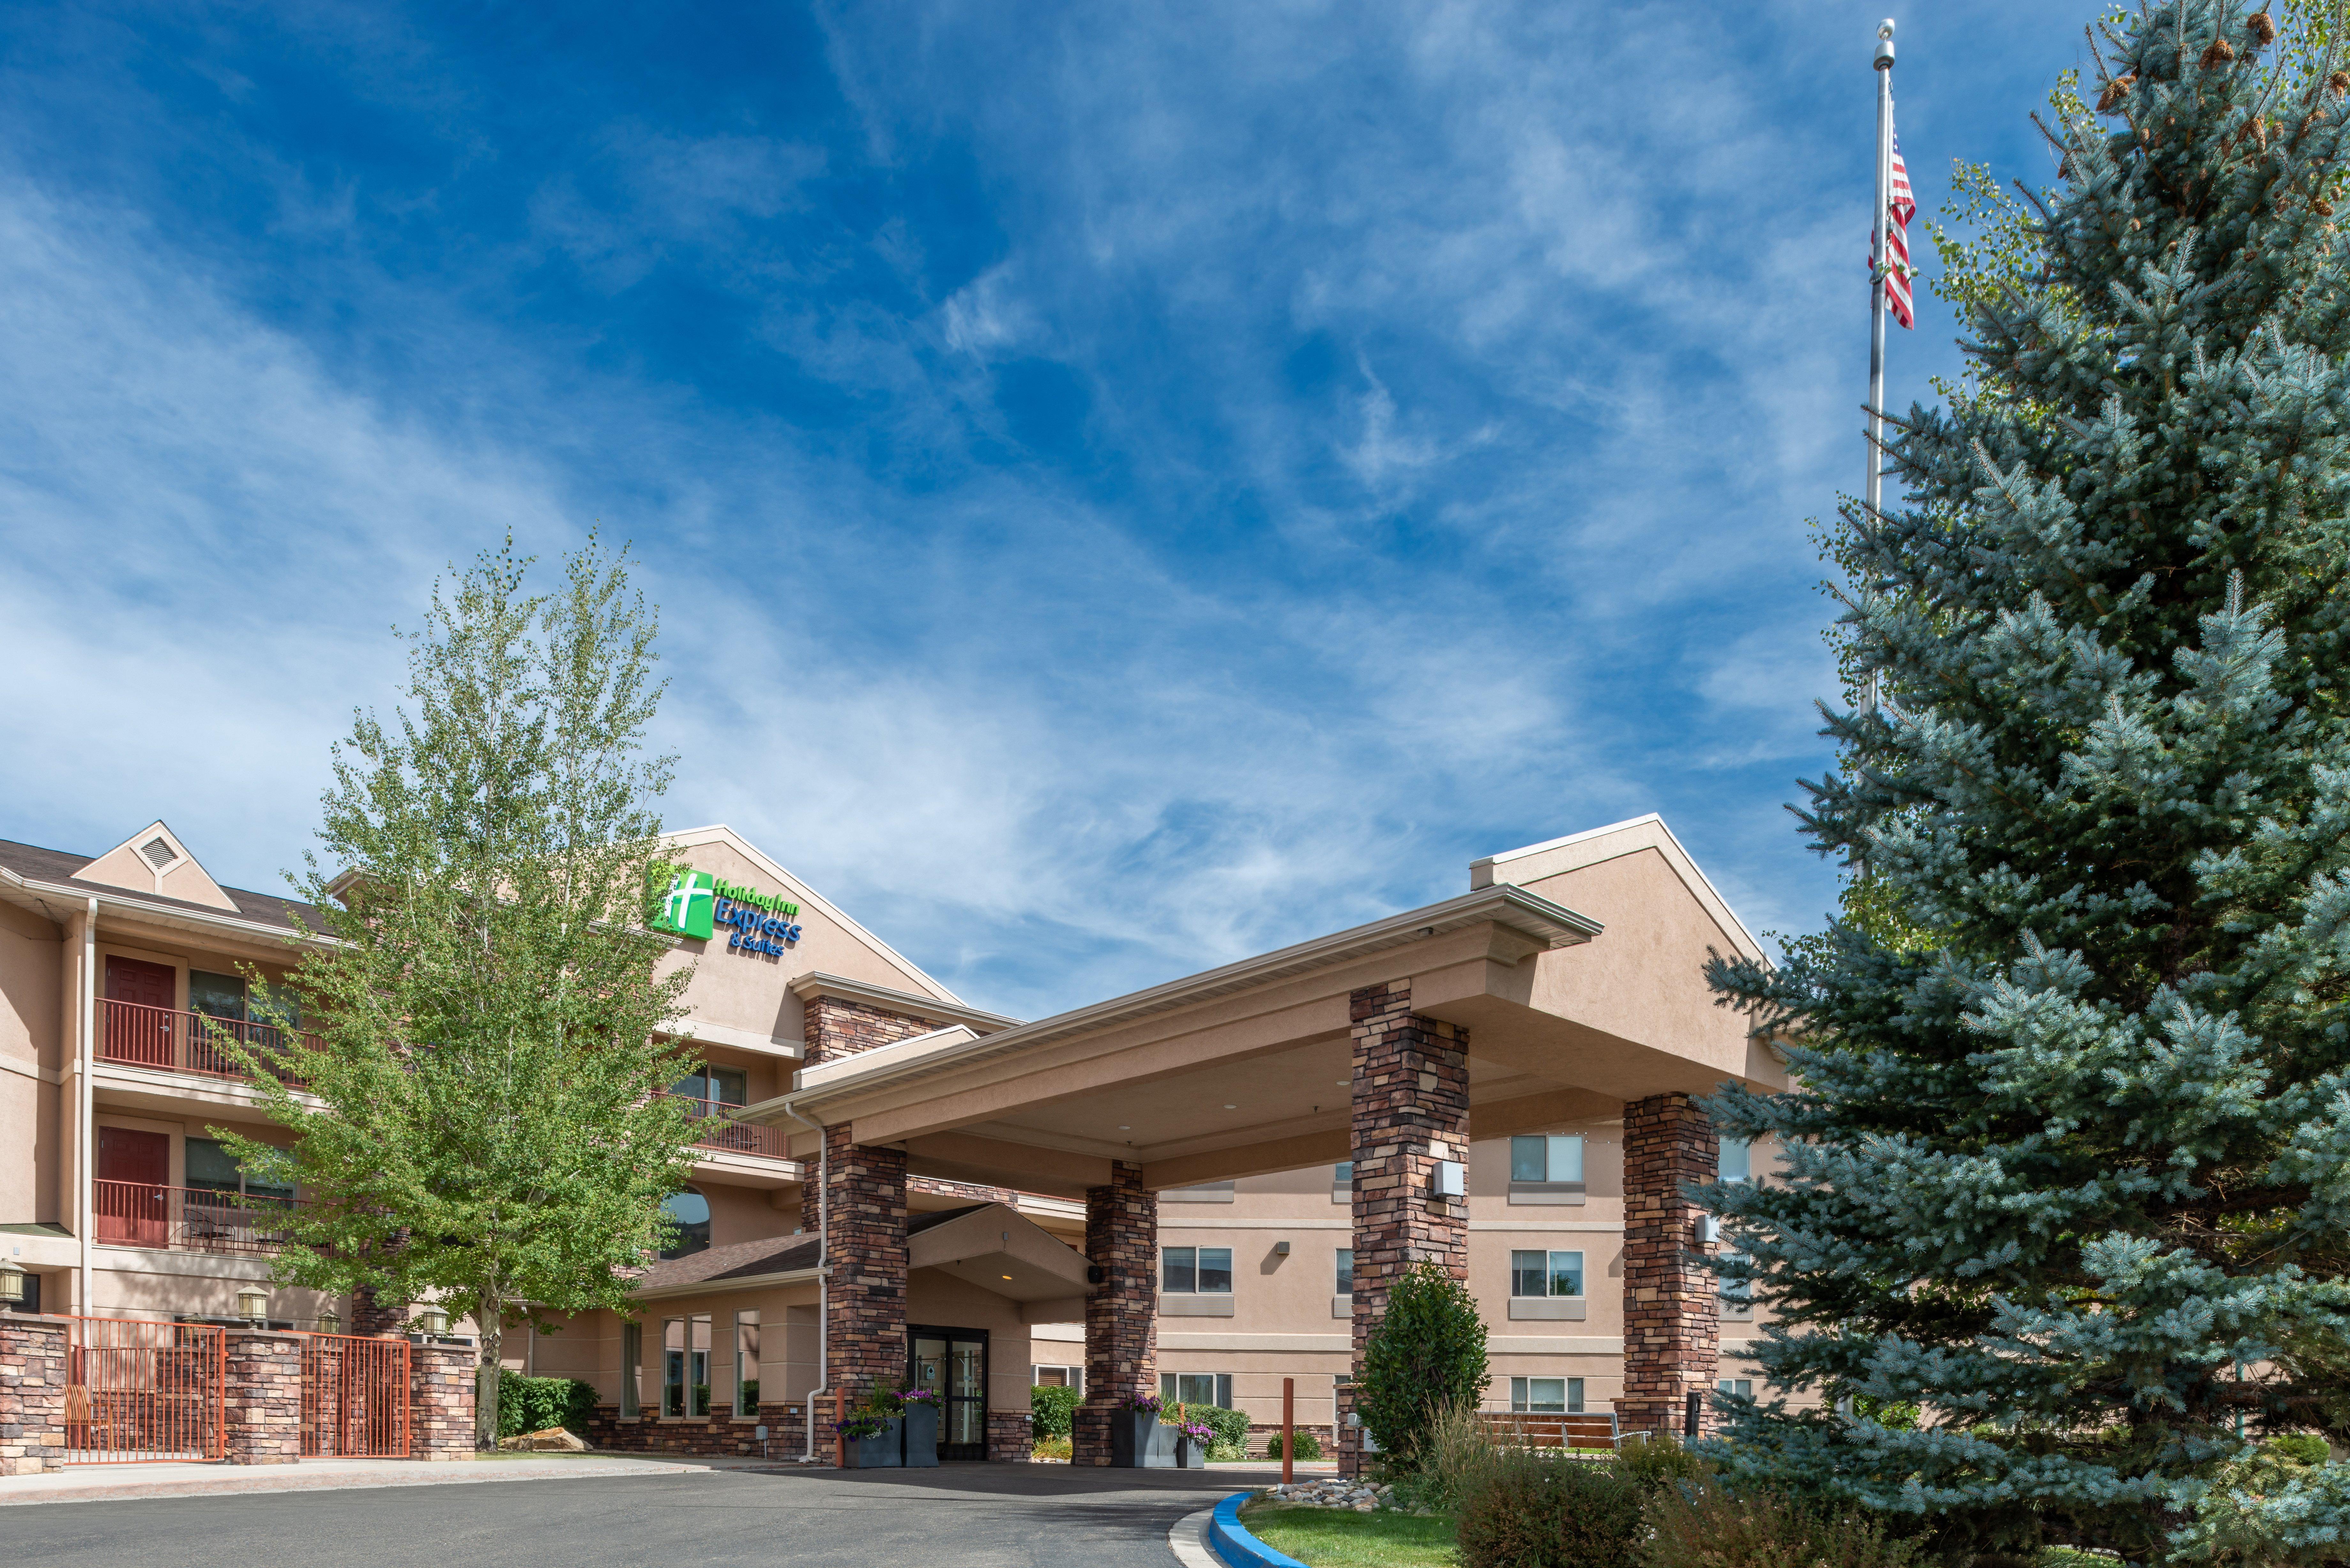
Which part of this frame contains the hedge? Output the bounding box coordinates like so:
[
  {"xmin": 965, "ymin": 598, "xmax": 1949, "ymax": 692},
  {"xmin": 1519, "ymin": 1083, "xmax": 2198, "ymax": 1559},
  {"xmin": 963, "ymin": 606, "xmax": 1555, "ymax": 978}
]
[
  {"xmin": 1031, "ymin": 1383, "xmax": 1081, "ymax": 1439},
  {"xmin": 497, "ymin": 1373, "xmax": 600, "ymax": 1437}
]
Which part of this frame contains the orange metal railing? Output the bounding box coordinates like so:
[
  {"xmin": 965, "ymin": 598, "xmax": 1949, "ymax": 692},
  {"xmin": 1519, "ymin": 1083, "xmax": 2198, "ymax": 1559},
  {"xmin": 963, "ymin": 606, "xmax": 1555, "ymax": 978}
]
[
  {"xmin": 661, "ymin": 1092, "xmax": 787, "ymax": 1158},
  {"xmin": 66, "ymin": 1317, "xmax": 226, "ymax": 1464},
  {"xmin": 93, "ymin": 1180, "xmax": 303, "ymax": 1255},
  {"xmin": 100, "ymin": 998, "xmax": 316, "ymax": 1082},
  {"xmin": 300, "ymin": 1332, "xmax": 410, "ymax": 1457}
]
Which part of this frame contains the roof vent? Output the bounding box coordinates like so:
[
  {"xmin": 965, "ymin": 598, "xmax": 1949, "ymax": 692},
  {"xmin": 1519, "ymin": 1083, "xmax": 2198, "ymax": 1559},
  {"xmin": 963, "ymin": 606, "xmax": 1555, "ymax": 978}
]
[{"xmin": 139, "ymin": 836, "xmax": 179, "ymax": 871}]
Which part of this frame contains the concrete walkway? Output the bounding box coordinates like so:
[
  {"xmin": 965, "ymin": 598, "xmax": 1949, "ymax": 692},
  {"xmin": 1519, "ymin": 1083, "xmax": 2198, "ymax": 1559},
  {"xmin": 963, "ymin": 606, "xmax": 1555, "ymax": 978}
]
[{"xmin": 0, "ymin": 1451, "xmax": 712, "ymax": 1507}]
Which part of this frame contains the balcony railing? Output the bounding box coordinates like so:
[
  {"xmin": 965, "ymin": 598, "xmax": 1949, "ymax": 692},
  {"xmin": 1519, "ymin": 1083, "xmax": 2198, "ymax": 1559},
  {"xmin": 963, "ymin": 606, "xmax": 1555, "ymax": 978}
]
[
  {"xmin": 93, "ymin": 1180, "xmax": 304, "ymax": 1255},
  {"xmin": 100, "ymin": 999, "xmax": 315, "ymax": 1084},
  {"xmin": 661, "ymin": 1093, "xmax": 786, "ymax": 1159}
]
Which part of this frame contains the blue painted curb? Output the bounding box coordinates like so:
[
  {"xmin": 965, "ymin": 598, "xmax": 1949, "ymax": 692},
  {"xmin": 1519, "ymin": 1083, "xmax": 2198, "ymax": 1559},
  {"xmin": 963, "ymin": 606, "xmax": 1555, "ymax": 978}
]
[{"xmin": 1207, "ymin": 1491, "xmax": 1310, "ymax": 1568}]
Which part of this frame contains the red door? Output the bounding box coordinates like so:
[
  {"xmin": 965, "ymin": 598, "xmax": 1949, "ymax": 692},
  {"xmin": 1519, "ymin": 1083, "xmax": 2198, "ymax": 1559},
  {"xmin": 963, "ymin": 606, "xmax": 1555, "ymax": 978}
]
[
  {"xmin": 104, "ymin": 956, "xmax": 177, "ymax": 1067},
  {"xmin": 96, "ymin": 1127, "xmax": 171, "ymax": 1247}
]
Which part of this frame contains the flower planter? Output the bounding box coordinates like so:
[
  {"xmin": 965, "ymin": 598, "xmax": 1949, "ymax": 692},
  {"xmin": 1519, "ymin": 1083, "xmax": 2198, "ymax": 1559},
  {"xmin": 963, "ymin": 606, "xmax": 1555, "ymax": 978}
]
[
  {"xmin": 1175, "ymin": 1434, "xmax": 1207, "ymax": 1469},
  {"xmin": 901, "ymin": 1401, "xmax": 940, "ymax": 1467},
  {"xmin": 1108, "ymin": 1408, "xmax": 1179, "ymax": 1468},
  {"xmin": 849, "ymin": 1416, "xmax": 905, "ymax": 1468}
]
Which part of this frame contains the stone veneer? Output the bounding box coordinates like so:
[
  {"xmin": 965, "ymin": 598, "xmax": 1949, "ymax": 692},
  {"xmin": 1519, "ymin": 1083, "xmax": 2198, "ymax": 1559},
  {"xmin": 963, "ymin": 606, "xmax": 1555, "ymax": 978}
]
[
  {"xmin": 1617, "ymin": 1092, "xmax": 1720, "ymax": 1436},
  {"xmin": 985, "ymin": 1408, "xmax": 1032, "ymax": 1463},
  {"xmin": 409, "ymin": 1341, "xmax": 479, "ymax": 1459},
  {"xmin": 1345, "ymin": 980, "xmax": 1470, "ymax": 1477},
  {"xmin": 825, "ymin": 1125, "xmax": 909, "ymax": 1416},
  {"xmin": 0, "ymin": 1313, "xmax": 69, "ymax": 1476},
  {"xmin": 223, "ymin": 1329, "xmax": 304, "ymax": 1464},
  {"xmin": 804, "ymin": 993, "xmax": 949, "ymax": 1066},
  {"xmin": 587, "ymin": 1401, "xmax": 811, "ymax": 1457},
  {"xmin": 348, "ymin": 1284, "xmax": 408, "ymax": 1337},
  {"xmin": 1075, "ymin": 1159, "xmax": 1156, "ymax": 1465},
  {"xmin": 909, "ymin": 1174, "xmax": 1021, "ymax": 1207}
]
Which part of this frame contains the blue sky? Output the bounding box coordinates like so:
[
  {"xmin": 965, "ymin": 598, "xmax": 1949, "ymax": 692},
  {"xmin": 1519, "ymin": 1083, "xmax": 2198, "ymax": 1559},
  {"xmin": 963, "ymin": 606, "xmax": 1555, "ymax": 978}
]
[{"xmin": 0, "ymin": 1, "xmax": 2088, "ymax": 1021}]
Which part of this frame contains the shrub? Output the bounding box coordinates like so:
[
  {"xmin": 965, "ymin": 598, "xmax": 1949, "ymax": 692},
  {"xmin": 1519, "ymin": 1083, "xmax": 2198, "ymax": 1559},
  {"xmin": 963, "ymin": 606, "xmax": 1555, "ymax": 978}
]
[
  {"xmin": 1030, "ymin": 1383, "xmax": 1081, "ymax": 1439},
  {"xmin": 1263, "ymin": 1429, "xmax": 1324, "ymax": 1461},
  {"xmin": 496, "ymin": 1374, "xmax": 599, "ymax": 1437},
  {"xmin": 1031, "ymin": 1434, "xmax": 1073, "ymax": 1461},
  {"xmin": 1614, "ymin": 1430, "xmax": 1705, "ymax": 1494},
  {"xmin": 2264, "ymin": 1434, "xmax": 2331, "ymax": 1466},
  {"xmin": 1360, "ymin": 1261, "xmax": 1489, "ymax": 1469},
  {"xmin": 1455, "ymin": 1448, "xmax": 1644, "ymax": 1568},
  {"xmin": 1644, "ymin": 1478, "xmax": 1926, "ymax": 1568},
  {"xmin": 1410, "ymin": 1401, "xmax": 1507, "ymax": 1516}
]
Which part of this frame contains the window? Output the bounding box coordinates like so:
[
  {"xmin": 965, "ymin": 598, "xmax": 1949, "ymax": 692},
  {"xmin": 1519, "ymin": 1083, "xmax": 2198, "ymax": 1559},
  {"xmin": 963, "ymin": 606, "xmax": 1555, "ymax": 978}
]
[
  {"xmin": 1160, "ymin": 1246, "xmax": 1232, "ymax": 1294},
  {"xmin": 1032, "ymin": 1365, "xmax": 1084, "ymax": 1390},
  {"xmin": 1717, "ymin": 1379, "xmax": 1753, "ymax": 1400},
  {"xmin": 734, "ymin": 1311, "xmax": 760, "ymax": 1415},
  {"xmin": 660, "ymin": 1189, "xmax": 711, "ymax": 1260},
  {"xmin": 1510, "ymin": 1135, "xmax": 1584, "ymax": 1184},
  {"xmin": 1510, "ymin": 1249, "xmax": 1584, "ymax": 1298},
  {"xmin": 1332, "ymin": 1161, "xmax": 1353, "ymax": 1204},
  {"xmin": 663, "ymin": 1315, "xmax": 712, "ymax": 1418},
  {"xmin": 1509, "ymin": 1376, "xmax": 1584, "ymax": 1414},
  {"xmin": 672, "ymin": 1065, "xmax": 748, "ymax": 1107},
  {"xmin": 621, "ymin": 1321, "xmax": 642, "ymax": 1417},
  {"xmin": 1719, "ymin": 1250, "xmax": 1753, "ymax": 1314},
  {"xmin": 1335, "ymin": 1248, "xmax": 1353, "ymax": 1295},
  {"xmin": 1160, "ymin": 1372, "xmax": 1232, "ymax": 1408},
  {"xmin": 1718, "ymin": 1138, "xmax": 1753, "ymax": 1183},
  {"xmin": 189, "ymin": 971, "xmax": 246, "ymax": 1021},
  {"xmin": 185, "ymin": 1136, "xmax": 295, "ymax": 1201}
]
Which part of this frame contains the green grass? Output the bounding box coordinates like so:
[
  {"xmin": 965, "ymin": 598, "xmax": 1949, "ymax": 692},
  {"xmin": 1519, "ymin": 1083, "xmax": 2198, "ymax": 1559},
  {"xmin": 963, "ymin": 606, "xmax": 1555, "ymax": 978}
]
[{"xmin": 1238, "ymin": 1499, "xmax": 1456, "ymax": 1568}]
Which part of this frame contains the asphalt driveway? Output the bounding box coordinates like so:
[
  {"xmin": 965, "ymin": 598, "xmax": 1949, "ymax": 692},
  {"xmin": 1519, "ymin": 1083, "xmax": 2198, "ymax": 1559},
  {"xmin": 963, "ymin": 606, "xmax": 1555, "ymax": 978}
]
[{"xmin": 8, "ymin": 1462, "xmax": 1264, "ymax": 1568}]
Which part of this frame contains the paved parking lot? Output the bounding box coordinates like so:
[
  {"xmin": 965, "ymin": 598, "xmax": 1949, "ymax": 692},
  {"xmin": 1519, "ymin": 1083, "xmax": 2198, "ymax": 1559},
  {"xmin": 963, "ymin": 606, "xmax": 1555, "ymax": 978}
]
[{"xmin": 8, "ymin": 1462, "xmax": 1269, "ymax": 1568}]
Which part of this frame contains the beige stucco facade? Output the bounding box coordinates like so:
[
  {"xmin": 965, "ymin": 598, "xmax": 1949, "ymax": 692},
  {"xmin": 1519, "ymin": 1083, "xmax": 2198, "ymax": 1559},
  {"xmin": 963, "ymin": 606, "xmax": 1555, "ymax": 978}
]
[{"xmin": 1, "ymin": 809, "xmax": 1793, "ymax": 1454}]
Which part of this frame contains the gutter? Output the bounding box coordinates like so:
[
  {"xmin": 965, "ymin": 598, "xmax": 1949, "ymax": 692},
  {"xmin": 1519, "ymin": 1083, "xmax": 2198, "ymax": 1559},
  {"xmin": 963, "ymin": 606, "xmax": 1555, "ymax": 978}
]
[{"xmin": 627, "ymin": 1265, "xmax": 822, "ymax": 1305}]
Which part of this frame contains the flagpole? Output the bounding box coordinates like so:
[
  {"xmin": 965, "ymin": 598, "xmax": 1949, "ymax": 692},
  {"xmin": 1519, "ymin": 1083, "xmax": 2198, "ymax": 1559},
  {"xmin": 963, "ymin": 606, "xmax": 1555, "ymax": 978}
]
[{"xmin": 1865, "ymin": 19, "xmax": 1895, "ymax": 713}]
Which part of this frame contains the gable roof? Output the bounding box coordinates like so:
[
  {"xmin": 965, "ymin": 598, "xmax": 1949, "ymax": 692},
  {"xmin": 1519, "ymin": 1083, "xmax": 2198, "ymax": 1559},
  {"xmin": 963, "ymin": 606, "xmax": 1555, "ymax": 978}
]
[
  {"xmin": 1470, "ymin": 812, "xmax": 1766, "ymax": 963},
  {"xmin": 629, "ymin": 1232, "xmax": 822, "ymax": 1296},
  {"xmin": 0, "ymin": 835, "xmax": 321, "ymax": 934}
]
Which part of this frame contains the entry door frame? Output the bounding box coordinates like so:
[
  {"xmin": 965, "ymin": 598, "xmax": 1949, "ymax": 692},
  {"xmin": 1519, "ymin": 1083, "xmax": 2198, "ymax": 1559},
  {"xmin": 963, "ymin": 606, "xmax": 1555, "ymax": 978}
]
[{"xmin": 907, "ymin": 1323, "xmax": 990, "ymax": 1462}]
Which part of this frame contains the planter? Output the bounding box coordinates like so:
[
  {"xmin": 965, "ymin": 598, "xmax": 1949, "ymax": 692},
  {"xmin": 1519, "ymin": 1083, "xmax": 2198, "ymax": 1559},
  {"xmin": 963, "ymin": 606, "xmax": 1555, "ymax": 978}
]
[
  {"xmin": 1175, "ymin": 1434, "xmax": 1207, "ymax": 1469},
  {"xmin": 902, "ymin": 1401, "xmax": 940, "ymax": 1467},
  {"xmin": 850, "ymin": 1416, "xmax": 905, "ymax": 1468},
  {"xmin": 1108, "ymin": 1409, "xmax": 1179, "ymax": 1468}
]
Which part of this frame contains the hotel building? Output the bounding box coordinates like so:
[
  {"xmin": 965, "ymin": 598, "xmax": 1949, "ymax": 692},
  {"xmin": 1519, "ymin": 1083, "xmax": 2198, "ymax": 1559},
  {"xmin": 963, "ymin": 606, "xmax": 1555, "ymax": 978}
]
[{"xmin": 0, "ymin": 812, "xmax": 1785, "ymax": 1462}]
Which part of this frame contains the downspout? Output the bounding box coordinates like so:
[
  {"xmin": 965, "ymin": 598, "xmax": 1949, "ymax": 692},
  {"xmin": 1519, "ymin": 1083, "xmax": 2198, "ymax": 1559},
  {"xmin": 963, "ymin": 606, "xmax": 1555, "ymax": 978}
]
[
  {"xmin": 76, "ymin": 898, "xmax": 95, "ymax": 1313},
  {"xmin": 783, "ymin": 1092, "xmax": 828, "ymax": 1463}
]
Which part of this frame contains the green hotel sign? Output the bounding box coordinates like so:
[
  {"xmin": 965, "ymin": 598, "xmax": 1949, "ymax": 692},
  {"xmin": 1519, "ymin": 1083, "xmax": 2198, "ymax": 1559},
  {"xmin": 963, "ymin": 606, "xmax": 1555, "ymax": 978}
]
[{"xmin": 650, "ymin": 863, "xmax": 803, "ymax": 956}]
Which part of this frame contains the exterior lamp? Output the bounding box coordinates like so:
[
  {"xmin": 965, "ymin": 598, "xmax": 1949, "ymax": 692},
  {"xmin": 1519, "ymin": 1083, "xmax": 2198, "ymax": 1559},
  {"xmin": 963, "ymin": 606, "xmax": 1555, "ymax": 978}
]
[
  {"xmin": 416, "ymin": 1305, "xmax": 450, "ymax": 1337},
  {"xmin": 315, "ymin": 1307, "xmax": 341, "ymax": 1335},
  {"xmin": 0, "ymin": 1258, "xmax": 25, "ymax": 1306},
  {"xmin": 235, "ymin": 1284, "xmax": 269, "ymax": 1324}
]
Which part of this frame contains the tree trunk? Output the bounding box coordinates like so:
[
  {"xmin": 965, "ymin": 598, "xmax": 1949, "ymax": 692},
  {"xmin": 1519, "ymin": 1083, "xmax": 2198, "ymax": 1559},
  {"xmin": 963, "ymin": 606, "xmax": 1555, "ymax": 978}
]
[{"xmin": 477, "ymin": 1300, "xmax": 503, "ymax": 1449}]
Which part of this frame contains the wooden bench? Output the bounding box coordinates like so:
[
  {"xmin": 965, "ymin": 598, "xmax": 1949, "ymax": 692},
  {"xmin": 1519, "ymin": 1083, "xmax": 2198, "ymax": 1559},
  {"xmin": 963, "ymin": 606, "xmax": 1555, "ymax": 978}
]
[{"xmin": 1475, "ymin": 1411, "xmax": 1622, "ymax": 1451}]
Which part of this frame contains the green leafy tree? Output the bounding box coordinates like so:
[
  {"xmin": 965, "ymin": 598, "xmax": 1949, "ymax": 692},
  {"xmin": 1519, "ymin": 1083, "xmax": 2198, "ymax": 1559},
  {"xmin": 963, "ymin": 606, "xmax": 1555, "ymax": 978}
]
[
  {"xmin": 1701, "ymin": 4, "xmax": 2350, "ymax": 1563},
  {"xmin": 218, "ymin": 536, "xmax": 698, "ymax": 1446},
  {"xmin": 1359, "ymin": 1261, "xmax": 1489, "ymax": 1469}
]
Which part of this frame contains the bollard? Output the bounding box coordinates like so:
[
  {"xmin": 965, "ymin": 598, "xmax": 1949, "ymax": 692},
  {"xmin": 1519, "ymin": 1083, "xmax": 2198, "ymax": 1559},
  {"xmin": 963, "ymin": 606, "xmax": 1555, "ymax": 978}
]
[{"xmin": 1281, "ymin": 1377, "xmax": 1294, "ymax": 1484}]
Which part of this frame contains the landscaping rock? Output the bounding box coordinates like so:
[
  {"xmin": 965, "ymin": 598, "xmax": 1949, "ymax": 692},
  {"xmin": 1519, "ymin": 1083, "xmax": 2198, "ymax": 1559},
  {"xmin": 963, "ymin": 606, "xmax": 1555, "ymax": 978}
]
[{"xmin": 500, "ymin": 1426, "xmax": 587, "ymax": 1452}]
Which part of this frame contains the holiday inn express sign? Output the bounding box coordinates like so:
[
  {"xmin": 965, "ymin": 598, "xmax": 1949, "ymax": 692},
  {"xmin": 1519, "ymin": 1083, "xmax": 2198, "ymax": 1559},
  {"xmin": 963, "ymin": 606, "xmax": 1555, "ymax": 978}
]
[{"xmin": 651, "ymin": 864, "xmax": 803, "ymax": 956}]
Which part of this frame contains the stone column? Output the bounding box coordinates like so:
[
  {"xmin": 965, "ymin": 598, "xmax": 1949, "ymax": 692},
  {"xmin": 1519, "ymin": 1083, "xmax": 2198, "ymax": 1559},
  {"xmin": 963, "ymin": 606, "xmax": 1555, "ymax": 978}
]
[
  {"xmin": 1616, "ymin": 1092, "xmax": 1719, "ymax": 1437},
  {"xmin": 223, "ymin": 1329, "xmax": 304, "ymax": 1465},
  {"xmin": 1346, "ymin": 980, "xmax": 1470, "ymax": 1478},
  {"xmin": 985, "ymin": 1408, "xmax": 1032, "ymax": 1463},
  {"xmin": 1074, "ymin": 1160, "xmax": 1155, "ymax": 1465},
  {"xmin": 824, "ymin": 1125, "xmax": 908, "ymax": 1435},
  {"xmin": 409, "ymin": 1341, "xmax": 478, "ymax": 1459},
  {"xmin": 349, "ymin": 1285, "xmax": 407, "ymax": 1337},
  {"xmin": 0, "ymin": 1313, "xmax": 70, "ymax": 1476}
]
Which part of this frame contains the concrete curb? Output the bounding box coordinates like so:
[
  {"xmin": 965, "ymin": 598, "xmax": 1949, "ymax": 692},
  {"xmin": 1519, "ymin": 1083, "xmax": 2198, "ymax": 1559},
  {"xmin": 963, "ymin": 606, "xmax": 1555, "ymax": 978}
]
[
  {"xmin": 0, "ymin": 1457, "xmax": 709, "ymax": 1508},
  {"xmin": 1206, "ymin": 1491, "xmax": 1310, "ymax": 1568}
]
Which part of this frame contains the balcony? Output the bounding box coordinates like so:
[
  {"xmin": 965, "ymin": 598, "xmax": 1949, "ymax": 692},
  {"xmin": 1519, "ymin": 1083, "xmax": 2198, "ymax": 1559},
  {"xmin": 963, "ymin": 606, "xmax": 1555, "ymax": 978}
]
[
  {"xmin": 101, "ymin": 999, "xmax": 315, "ymax": 1084},
  {"xmin": 94, "ymin": 1180, "xmax": 304, "ymax": 1255},
  {"xmin": 662, "ymin": 1093, "xmax": 787, "ymax": 1160}
]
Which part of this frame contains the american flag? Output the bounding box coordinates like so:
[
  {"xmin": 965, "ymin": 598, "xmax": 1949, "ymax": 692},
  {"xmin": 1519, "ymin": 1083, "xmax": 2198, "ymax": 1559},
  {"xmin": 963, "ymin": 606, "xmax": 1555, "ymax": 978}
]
[{"xmin": 1883, "ymin": 128, "xmax": 1916, "ymax": 328}]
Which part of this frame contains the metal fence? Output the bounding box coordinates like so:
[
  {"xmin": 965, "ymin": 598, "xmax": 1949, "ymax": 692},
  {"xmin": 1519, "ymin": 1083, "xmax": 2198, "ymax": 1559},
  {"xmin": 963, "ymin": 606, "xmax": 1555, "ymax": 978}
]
[
  {"xmin": 92, "ymin": 1180, "xmax": 303, "ymax": 1255},
  {"xmin": 100, "ymin": 998, "xmax": 315, "ymax": 1081},
  {"xmin": 66, "ymin": 1317, "xmax": 226, "ymax": 1464},
  {"xmin": 300, "ymin": 1332, "xmax": 411, "ymax": 1457}
]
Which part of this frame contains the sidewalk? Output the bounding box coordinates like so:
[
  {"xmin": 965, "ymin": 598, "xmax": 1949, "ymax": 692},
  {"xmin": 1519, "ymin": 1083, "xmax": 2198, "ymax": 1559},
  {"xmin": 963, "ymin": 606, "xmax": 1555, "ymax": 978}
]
[{"xmin": 0, "ymin": 1451, "xmax": 712, "ymax": 1508}]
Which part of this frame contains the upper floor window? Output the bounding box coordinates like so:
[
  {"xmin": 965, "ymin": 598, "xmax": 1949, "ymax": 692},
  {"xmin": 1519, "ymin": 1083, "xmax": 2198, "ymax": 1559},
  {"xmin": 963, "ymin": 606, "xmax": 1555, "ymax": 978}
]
[
  {"xmin": 671, "ymin": 1066, "xmax": 747, "ymax": 1107},
  {"xmin": 1335, "ymin": 1248, "xmax": 1353, "ymax": 1295},
  {"xmin": 1334, "ymin": 1162, "xmax": 1353, "ymax": 1184},
  {"xmin": 1510, "ymin": 1249, "xmax": 1583, "ymax": 1298},
  {"xmin": 660, "ymin": 1188, "xmax": 711, "ymax": 1259},
  {"xmin": 1718, "ymin": 1138, "xmax": 1753, "ymax": 1183},
  {"xmin": 1161, "ymin": 1246, "xmax": 1231, "ymax": 1294},
  {"xmin": 185, "ymin": 1136, "xmax": 294, "ymax": 1202},
  {"xmin": 1718, "ymin": 1250, "xmax": 1753, "ymax": 1315},
  {"xmin": 1510, "ymin": 1135, "xmax": 1583, "ymax": 1184},
  {"xmin": 189, "ymin": 971, "xmax": 302, "ymax": 1028}
]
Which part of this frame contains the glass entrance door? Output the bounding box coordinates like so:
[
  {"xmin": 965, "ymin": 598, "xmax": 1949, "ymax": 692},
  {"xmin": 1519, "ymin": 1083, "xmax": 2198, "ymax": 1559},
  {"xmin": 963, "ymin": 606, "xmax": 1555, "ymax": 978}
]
[{"xmin": 909, "ymin": 1326, "xmax": 989, "ymax": 1461}]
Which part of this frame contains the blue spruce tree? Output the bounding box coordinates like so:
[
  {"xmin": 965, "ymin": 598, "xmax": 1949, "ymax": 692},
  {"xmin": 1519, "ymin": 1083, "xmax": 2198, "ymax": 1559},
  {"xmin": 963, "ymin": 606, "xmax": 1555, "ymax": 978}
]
[{"xmin": 1702, "ymin": 4, "xmax": 2350, "ymax": 1563}]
